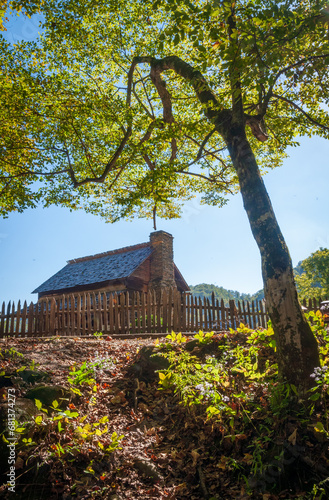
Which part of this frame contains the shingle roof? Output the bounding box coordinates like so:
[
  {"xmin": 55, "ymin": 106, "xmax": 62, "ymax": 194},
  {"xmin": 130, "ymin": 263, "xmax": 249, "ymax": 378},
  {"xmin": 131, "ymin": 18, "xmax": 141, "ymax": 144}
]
[{"xmin": 32, "ymin": 244, "xmax": 153, "ymax": 294}]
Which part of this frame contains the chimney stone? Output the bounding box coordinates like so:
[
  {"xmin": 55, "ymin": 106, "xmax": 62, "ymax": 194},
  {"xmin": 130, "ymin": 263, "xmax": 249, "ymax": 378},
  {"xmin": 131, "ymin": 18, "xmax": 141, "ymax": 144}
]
[{"xmin": 149, "ymin": 231, "xmax": 177, "ymax": 293}]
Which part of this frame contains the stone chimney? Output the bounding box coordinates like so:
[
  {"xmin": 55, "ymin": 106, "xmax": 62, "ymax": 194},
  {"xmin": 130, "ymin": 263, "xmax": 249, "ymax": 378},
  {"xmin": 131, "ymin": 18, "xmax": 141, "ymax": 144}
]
[{"xmin": 149, "ymin": 231, "xmax": 177, "ymax": 293}]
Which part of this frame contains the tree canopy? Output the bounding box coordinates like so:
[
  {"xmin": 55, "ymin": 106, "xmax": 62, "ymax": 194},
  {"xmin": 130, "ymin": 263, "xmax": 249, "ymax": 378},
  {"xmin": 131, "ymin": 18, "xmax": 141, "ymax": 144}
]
[
  {"xmin": 295, "ymin": 247, "xmax": 329, "ymax": 300},
  {"xmin": 1, "ymin": 0, "xmax": 328, "ymax": 388},
  {"xmin": 1, "ymin": 0, "xmax": 329, "ymax": 222}
]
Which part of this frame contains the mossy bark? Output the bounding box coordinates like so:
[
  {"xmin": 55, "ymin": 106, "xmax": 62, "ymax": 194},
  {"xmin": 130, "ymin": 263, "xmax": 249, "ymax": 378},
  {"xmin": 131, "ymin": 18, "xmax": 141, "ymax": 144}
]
[{"xmin": 223, "ymin": 124, "xmax": 320, "ymax": 390}]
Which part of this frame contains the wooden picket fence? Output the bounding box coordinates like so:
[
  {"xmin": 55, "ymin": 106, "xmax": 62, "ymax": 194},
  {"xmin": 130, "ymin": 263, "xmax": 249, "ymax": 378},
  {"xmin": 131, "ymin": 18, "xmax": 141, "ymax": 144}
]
[{"xmin": 0, "ymin": 291, "xmax": 327, "ymax": 338}]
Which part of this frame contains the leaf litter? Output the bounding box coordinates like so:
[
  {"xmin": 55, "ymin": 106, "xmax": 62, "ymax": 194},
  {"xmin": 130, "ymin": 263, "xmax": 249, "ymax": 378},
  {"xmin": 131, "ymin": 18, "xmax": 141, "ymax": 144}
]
[{"xmin": 0, "ymin": 324, "xmax": 329, "ymax": 500}]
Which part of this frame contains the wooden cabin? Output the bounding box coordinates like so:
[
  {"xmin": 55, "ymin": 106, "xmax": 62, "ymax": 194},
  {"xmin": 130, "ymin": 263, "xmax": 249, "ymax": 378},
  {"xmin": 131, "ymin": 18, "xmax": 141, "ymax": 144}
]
[{"xmin": 32, "ymin": 231, "xmax": 189, "ymax": 300}]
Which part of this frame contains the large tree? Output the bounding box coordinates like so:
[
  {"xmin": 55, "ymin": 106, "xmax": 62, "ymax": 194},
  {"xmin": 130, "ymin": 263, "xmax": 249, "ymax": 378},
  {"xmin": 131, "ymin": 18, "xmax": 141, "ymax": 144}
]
[{"xmin": 1, "ymin": 0, "xmax": 329, "ymax": 389}]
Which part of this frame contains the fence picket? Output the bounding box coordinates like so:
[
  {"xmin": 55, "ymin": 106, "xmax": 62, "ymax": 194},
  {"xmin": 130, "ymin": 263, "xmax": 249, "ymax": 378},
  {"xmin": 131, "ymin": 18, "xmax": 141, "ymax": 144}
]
[
  {"xmin": 220, "ymin": 299, "xmax": 225, "ymax": 330},
  {"xmin": 27, "ymin": 302, "xmax": 34, "ymax": 336},
  {"xmin": 162, "ymin": 290, "xmax": 168, "ymax": 333},
  {"xmin": 119, "ymin": 293, "xmax": 125, "ymax": 334},
  {"xmin": 16, "ymin": 300, "xmax": 21, "ymax": 336},
  {"xmin": 9, "ymin": 302, "xmax": 15, "ymax": 336},
  {"xmin": 0, "ymin": 302, "xmax": 5, "ymax": 337},
  {"xmin": 141, "ymin": 292, "xmax": 146, "ymax": 333},
  {"xmin": 21, "ymin": 301, "xmax": 27, "ymax": 336},
  {"xmin": 1, "ymin": 292, "xmax": 326, "ymax": 337},
  {"xmin": 109, "ymin": 293, "xmax": 114, "ymax": 334},
  {"xmin": 147, "ymin": 291, "xmax": 152, "ymax": 333}
]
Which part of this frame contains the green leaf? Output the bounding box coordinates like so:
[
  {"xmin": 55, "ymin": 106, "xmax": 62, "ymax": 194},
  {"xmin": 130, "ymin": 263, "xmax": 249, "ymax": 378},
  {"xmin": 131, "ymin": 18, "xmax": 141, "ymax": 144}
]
[
  {"xmin": 309, "ymin": 392, "xmax": 321, "ymax": 401},
  {"xmin": 34, "ymin": 399, "xmax": 43, "ymax": 410}
]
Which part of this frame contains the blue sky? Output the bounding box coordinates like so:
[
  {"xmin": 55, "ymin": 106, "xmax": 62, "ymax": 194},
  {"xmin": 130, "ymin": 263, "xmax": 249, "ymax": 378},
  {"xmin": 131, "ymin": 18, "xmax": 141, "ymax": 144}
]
[{"xmin": 0, "ymin": 13, "xmax": 328, "ymax": 306}]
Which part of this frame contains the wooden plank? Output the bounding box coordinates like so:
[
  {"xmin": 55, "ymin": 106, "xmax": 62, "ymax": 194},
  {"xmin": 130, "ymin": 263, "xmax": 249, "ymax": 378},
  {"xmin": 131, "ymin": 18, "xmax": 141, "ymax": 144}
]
[
  {"xmin": 0, "ymin": 302, "xmax": 5, "ymax": 337},
  {"xmin": 21, "ymin": 301, "xmax": 27, "ymax": 336},
  {"xmin": 108, "ymin": 293, "xmax": 114, "ymax": 334},
  {"xmin": 130, "ymin": 292, "xmax": 136, "ymax": 335},
  {"xmin": 102, "ymin": 293, "xmax": 108, "ymax": 334},
  {"xmin": 86, "ymin": 293, "xmax": 92, "ymax": 335},
  {"xmin": 156, "ymin": 290, "xmax": 161, "ymax": 332},
  {"xmin": 27, "ymin": 302, "xmax": 34, "ymax": 336},
  {"xmin": 69, "ymin": 295, "xmax": 75, "ymax": 335},
  {"xmin": 16, "ymin": 300, "xmax": 21, "ymax": 336},
  {"xmin": 177, "ymin": 291, "xmax": 183, "ymax": 332},
  {"xmin": 113, "ymin": 293, "xmax": 119, "ymax": 335},
  {"xmin": 229, "ymin": 300, "xmax": 235, "ymax": 330},
  {"xmin": 95, "ymin": 292, "xmax": 101, "ymax": 332},
  {"xmin": 181, "ymin": 293, "xmax": 186, "ymax": 332},
  {"xmin": 211, "ymin": 292, "xmax": 215, "ymax": 330},
  {"xmin": 44, "ymin": 299, "xmax": 49, "ymax": 335},
  {"xmin": 237, "ymin": 301, "xmax": 243, "ymax": 327},
  {"xmin": 184, "ymin": 293, "xmax": 189, "ymax": 332},
  {"xmin": 259, "ymin": 300, "xmax": 266, "ymax": 328},
  {"xmin": 203, "ymin": 297, "xmax": 208, "ymax": 331},
  {"xmin": 43, "ymin": 299, "xmax": 48, "ymax": 335},
  {"xmin": 119, "ymin": 293, "xmax": 125, "ymax": 334},
  {"xmin": 60, "ymin": 296, "xmax": 65, "ymax": 336},
  {"xmin": 4, "ymin": 301, "xmax": 11, "ymax": 337},
  {"xmin": 60, "ymin": 295, "xmax": 65, "ymax": 335},
  {"xmin": 246, "ymin": 301, "xmax": 252, "ymax": 328},
  {"xmin": 76, "ymin": 294, "xmax": 81, "ymax": 335},
  {"xmin": 147, "ymin": 291, "xmax": 152, "ymax": 333},
  {"xmin": 168, "ymin": 288, "xmax": 174, "ymax": 332},
  {"xmin": 81, "ymin": 294, "xmax": 86, "ymax": 335},
  {"xmin": 241, "ymin": 300, "xmax": 246, "ymax": 326},
  {"xmin": 141, "ymin": 292, "xmax": 146, "ymax": 333},
  {"xmin": 49, "ymin": 298, "xmax": 56, "ymax": 336},
  {"xmin": 220, "ymin": 299, "xmax": 226, "ymax": 330},
  {"xmin": 251, "ymin": 300, "xmax": 256, "ymax": 329},
  {"xmin": 254, "ymin": 300, "xmax": 260, "ymax": 328},
  {"xmin": 90, "ymin": 293, "xmax": 96, "ymax": 335},
  {"xmin": 198, "ymin": 296, "xmax": 203, "ymax": 331},
  {"xmin": 135, "ymin": 292, "xmax": 141, "ymax": 334},
  {"xmin": 152, "ymin": 290, "xmax": 157, "ymax": 333},
  {"xmin": 162, "ymin": 289, "xmax": 168, "ymax": 333},
  {"xmin": 257, "ymin": 300, "xmax": 262, "ymax": 328},
  {"xmin": 35, "ymin": 301, "xmax": 41, "ymax": 336},
  {"xmin": 125, "ymin": 292, "xmax": 130, "ymax": 335},
  {"xmin": 39, "ymin": 299, "xmax": 47, "ymax": 336},
  {"xmin": 101, "ymin": 292, "xmax": 106, "ymax": 332},
  {"xmin": 185, "ymin": 293, "xmax": 190, "ymax": 332},
  {"xmin": 215, "ymin": 298, "xmax": 220, "ymax": 331},
  {"xmin": 174, "ymin": 289, "xmax": 179, "ymax": 332},
  {"xmin": 190, "ymin": 294, "xmax": 195, "ymax": 332},
  {"xmin": 9, "ymin": 302, "xmax": 15, "ymax": 336}
]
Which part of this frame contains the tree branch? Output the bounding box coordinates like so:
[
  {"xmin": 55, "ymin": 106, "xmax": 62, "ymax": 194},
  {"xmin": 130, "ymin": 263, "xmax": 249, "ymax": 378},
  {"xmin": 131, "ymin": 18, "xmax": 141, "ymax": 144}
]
[
  {"xmin": 133, "ymin": 56, "xmax": 225, "ymax": 125},
  {"xmin": 196, "ymin": 128, "xmax": 217, "ymax": 160},
  {"xmin": 273, "ymin": 53, "xmax": 329, "ymax": 84},
  {"xmin": 272, "ymin": 93, "xmax": 329, "ymax": 132}
]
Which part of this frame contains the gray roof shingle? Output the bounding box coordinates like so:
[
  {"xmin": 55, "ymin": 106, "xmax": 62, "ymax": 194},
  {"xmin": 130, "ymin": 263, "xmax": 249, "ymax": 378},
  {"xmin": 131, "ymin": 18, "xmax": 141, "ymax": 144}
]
[{"xmin": 33, "ymin": 245, "xmax": 153, "ymax": 294}]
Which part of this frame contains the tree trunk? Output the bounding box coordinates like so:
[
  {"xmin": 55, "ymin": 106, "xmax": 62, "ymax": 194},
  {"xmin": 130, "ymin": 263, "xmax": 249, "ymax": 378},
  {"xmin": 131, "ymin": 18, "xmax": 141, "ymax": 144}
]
[{"xmin": 224, "ymin": 125, "xmax": 320, "ymax": 391}]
